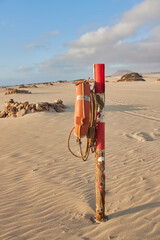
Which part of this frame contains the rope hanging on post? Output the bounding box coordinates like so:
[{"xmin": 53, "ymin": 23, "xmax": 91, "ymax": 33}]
[{"xmin": 67, "ymin": 79, "xmax": 97, "ymax": 161}]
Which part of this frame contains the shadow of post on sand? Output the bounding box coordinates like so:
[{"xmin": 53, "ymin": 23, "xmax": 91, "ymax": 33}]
[{"xmin": 107, "ymin": 201, "xmax": 160, "ymax": 220}]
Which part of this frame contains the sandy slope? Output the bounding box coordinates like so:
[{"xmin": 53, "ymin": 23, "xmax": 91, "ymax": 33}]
[{"xmin": 0, "ymin": 77, "xmax": 160, "ymax": 240}]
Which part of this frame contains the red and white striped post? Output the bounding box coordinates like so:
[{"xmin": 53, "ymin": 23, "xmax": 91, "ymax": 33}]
[{"xmin": 94, "ymin": 64, "xmax": 105, "ymax": 222}]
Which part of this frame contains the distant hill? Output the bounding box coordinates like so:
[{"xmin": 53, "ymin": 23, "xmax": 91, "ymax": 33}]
[
  {"xmin": 112, "ymin": 70, "xmax": 132, "ymax": 76},
  {"xmin": 141, "ymin": 72, "xmax": 160, "ymax": 75}
]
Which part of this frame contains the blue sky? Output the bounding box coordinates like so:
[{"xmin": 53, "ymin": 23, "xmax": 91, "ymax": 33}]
[{"xmin": 0, "ymin": 0, "xmax": 160, "ymax": 86}]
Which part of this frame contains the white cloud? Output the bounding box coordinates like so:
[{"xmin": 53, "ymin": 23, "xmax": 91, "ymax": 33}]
[
  {"xmin": 68, "ymin": 0, "xmax": 160, "ymax": 48},
  {"xmin": 50, "ymin": 30, "xmax": 60, "ymax": 36},
  {"xmin": 0, "ymin": 20, "xmax": 6, "ymax": 25},
  {"xmin": 40, "ymin": 30, "xmax": 60, "ymax": 38},
  {"xmin": 24, "ymin": 31, "xmax": 59, "ymax": 50},
  {"xmin": 24, "ymin": 43, "xmax": 48, "ymax": 50},
  {"xmin": 14, "ymin": 66, "xmax": 33, "ymax": 72},
  {"xmin": 38, "ymin": 0, "xmax": 160, "ymax": 76}
]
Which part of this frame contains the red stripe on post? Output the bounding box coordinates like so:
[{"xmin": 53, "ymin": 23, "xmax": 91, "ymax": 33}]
[
  {"xmin": 96, "ymin": 122, "xmax": 105, "ymax": 150},
  {"xmin": 94, "ymin": 64, "xmax": 105, "ymax": 93}
]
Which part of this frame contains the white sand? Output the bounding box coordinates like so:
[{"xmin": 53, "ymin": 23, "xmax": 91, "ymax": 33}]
[{"xmin": 0, "ymin": 76, "xmax": 160, "ymax": 240}]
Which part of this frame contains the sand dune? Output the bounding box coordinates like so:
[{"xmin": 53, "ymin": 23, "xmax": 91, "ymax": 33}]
[{"xmin": 0, "ymin": 77, "xmax": 160, "ymax": 240}]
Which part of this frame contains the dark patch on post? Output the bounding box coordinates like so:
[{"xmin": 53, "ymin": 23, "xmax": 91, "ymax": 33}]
[{"xmin": 96, "ymin": 94, "xmax": 104, "ymax": 111}]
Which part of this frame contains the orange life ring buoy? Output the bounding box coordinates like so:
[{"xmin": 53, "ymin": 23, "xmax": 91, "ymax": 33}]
[{"xmin": 74, "ymin": 81, "xmax": 91, "ymax": 138}]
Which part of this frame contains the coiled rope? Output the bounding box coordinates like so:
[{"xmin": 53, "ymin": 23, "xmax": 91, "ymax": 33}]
[{"xmin": 67, "ymin": 81, "xmax": 97, "ymax": 161}]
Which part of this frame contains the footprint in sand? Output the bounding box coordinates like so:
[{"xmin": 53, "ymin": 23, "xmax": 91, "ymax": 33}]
[
  {"xmin": 125, "ymin": 132, "xmax": 154, "ymax": 142},
  {"xmin": 151, "ymin": 128, "xmax": 160, "ymax": 137},
  {"xmin": 33, "ymin": 168, "xmax": 39, "ymax": 171}
]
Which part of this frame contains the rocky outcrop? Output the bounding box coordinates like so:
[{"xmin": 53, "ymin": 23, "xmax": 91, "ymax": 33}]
[
  {"xmin": 117, "ymin": 73, "xmax": 145, "ymax": 82},
  {"xmin": 5, "ymin": 88, "xmax": 32, "ymax": 95},
  {"xmin": 30, "ymin": 84, "xmax": 38, "ymax": 88},
  {"xmin": 19, "ymin": 84, "xmax": 38, "ymax": 88},
  {"xmin": 19, "ymin": 84, "xmax": 28, "ymax": 88},
  {"xmin": 56, "ymin": 80, "xmax": 67, "ymax": 83},
  {"xmin": 0, "ymin": 99, "xmax": 66, "ymax": 118},
  {"xmin": 0, "ymin": 111, "xmax": 7, "ymax": 118},
  {"xmin": 43, "ymin": 82, "xmax": 54, "ymax": 86}
]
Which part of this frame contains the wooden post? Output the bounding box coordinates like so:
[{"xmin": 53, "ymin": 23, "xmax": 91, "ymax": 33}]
[{"xmin": 94, "ymin": 64, "xmax": 105, "ymax": 222}]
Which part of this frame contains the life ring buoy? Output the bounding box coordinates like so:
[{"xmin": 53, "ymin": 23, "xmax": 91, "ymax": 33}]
[
  {"xmin": 68, "ymin": 79, "xmax": 97, "ymax": 161},
  {"xmin": 74, "ymin": 81, "xmax": 91, "ymax": 138}
]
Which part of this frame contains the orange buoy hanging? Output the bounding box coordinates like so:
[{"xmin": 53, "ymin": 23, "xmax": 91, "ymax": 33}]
[
  {"xmin": 68, "ymin": 78, "xmax": 97, "ymax": 161},
  {"xmin": 74, "ymin": 81, "xmax": 91, "ymax": 138}
]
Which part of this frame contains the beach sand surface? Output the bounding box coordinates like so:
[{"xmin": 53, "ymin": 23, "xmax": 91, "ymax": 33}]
[{"xmin": 0, "ymin": 76, "xmax": 160, "ymax": 240}]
